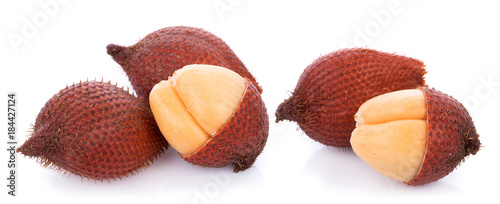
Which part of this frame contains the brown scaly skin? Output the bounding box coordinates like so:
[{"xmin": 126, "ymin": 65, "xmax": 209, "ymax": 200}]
[
  {"xmin": 106, "ymin": 26, "xmax": 262, "ymax": 100},
  {"xmin": 17, "ymin": 81, "xmax": 169, "ymax": 181},
  {"xmin": 276, "ymin": 48, "xmax": 427, "ymax": 147},
  {"xmin": 407, "ymin": 87, "xmax": 481, "ymax": 185}
]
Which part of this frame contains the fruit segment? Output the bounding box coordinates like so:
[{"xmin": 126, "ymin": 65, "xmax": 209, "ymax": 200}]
[
  {"xmin": 149, "ymin": 80, "xmax": 210, "ymax": 156},
  {"xmin": 354, "ymin": 89, "xmax": 427, "ymax": 126},
  {"xmin": 351, "ymin": 89, "xmax": 427, "ymax": 182},
  {"xmin": 150, "ymin": 64, "xmax": 246, "ymax": 156},
  {"xmin": 351, "ymin": 120, "xmax": 427, "ymax": 182}
]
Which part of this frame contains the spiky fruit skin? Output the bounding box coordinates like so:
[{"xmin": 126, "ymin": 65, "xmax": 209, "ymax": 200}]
[
  {"xmin": 17, "ymin": 81, "xmax": 169, "ymax": 181},
  {"xmin": 106, "ymin": 26, "xmax": 261, "ymax": 99},
  {"xmin": 276, "ymin": 48, "xmax": 426, "ymax": 147},
  {"xmin": 182, "ymin": 80, "xmax": 269, "ymax": 172},
  {"xmin": 407, "ymin": 87, "xmax": 480, "ymax": 185}
]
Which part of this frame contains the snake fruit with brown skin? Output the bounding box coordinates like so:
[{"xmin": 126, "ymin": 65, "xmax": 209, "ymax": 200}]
[
  {"xmin": 17, "ymin": 81, "xmax": 169, "ymax": 181},
  {"xmin": 150, "ymin": 65, "xmax": 268, "ymax": 172},
  {"xmin": 351, "ymin": 87, "xmax": 481, "ymax": 185},
  {"xmin": 276, "ymin": 48, "xmax": 427, "ymax": 147},
  {"xmin": 106, "ymin": 26, "xmax": 262, "ymax": 100}
]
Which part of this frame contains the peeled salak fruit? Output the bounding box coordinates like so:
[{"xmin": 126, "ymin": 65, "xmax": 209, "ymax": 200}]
[
  {"xmin": 275, "ymin": 48, "xmax": 426, "ymax": 147},
  {"xmin": 150, "ymin": 64, "xmax": 268, "ymax": 172},
  {"xmin": 351, "ymin": 87, "xmax": 481, "ymax": 185},
  {"xmin": 106, "ymin": 26, "xmax": 261, "ymax": 99},
  {"xmin": 17, "ymin": 81, "xmax": 169, "ymax": 181}
]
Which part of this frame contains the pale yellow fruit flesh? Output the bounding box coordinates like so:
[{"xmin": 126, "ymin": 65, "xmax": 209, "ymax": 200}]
[
  {"xmin": 150, "ymin": 80, "xmax": 210, "ymax": 155},
  {"xmin": 150, "ymin": 64, "xmax": 246, "ymax": 156},
  {"xmin": 351, "ymin": 120, "xmax": 427, "ymax": 182},
  {"xmin": 355, "ymin": 89, "xmax": 427, "ymax": 126},
  {"xmin": 173, "ymin": 65, "xmax": 246, "ymax": 136},
  {"xmin": 350, "ymin": 89, "xmax": 427, "ymax": 183}
]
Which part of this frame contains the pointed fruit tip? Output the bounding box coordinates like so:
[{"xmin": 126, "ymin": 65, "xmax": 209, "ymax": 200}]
[
  {"xmin": 275, "ymin": 102, "xmax": 287, "ymax": 123},
  {"xmin": 106, "ymin": 44, "xmax": 126, "ymax": 58},
  {"xmin": 275, "ymin": 96, "xmax": 305, "ymax": 123},
  {"xmin": 232, "ymin": 154, "xmax": 258, "ymax": 173},
  {"xmin": 16, "ymin": 141, "xmax": 37, "ymax": 157}
]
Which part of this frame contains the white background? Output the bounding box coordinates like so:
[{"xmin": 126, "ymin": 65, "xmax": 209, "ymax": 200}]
[{"xmin": 2, "ymin": 0, "xmax": 499, "ymax": 203}]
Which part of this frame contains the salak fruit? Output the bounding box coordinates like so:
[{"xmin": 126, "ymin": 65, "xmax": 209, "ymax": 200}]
[
  {"xmin": 351, "ymin": 87, "xmax": 481, "ymax": 185},
  {"xmin": 17, "ymin": 81, "xmax": 169, "ymax": 181},
  {"xmin": 149, "ymin": 64, "xmax": 268, "ymax": 172},
  {"xmin": 275, "ymin": 48, "xmax": 427, "ymax": 147},
  {"xmin": 106, "ymin": 26, "xmax": 261, "ymax": 100}
]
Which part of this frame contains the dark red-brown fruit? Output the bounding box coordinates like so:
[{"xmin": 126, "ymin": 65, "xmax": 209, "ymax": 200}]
[
  {"xmin": 106, "ymin": 26, "xmax": 261, "ymax": 99},
  {"xmin": 181, "ymin": 80, "xmax": 268, "ymax": 172},
  {"xmin": 17, "ymin": 81, "xmax": 169, "ymax": 181},
  {"xmin": 407, "ymin": 87, "xmax": 481, "ymax": 185},
  {"xmin": 275, "ymin": 48, "xmax": 427, "ymax": 147}
]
